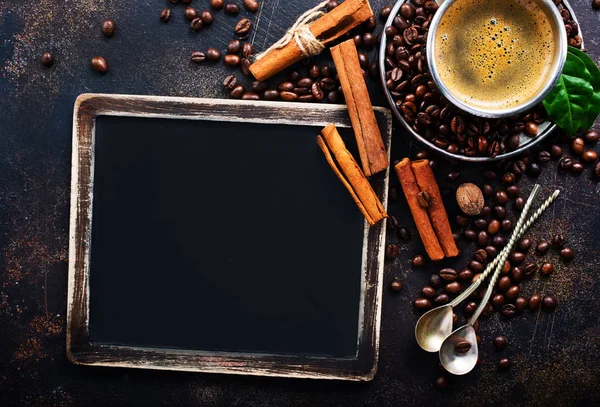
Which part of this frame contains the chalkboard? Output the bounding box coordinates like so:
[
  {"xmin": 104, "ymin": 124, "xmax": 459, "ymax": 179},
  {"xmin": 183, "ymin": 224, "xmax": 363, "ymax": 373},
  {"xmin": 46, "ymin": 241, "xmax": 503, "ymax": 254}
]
[{"xmin": 67, "ymin": 94, "xmax": 391, "ymax": 381}]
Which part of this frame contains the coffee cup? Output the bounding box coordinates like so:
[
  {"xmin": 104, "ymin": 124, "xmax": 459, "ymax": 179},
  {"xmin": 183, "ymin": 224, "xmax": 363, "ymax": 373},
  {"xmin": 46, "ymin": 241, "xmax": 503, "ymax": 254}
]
[{"xmin": 426, "ymin": 0, "xmax": 567, "ymax": 118}]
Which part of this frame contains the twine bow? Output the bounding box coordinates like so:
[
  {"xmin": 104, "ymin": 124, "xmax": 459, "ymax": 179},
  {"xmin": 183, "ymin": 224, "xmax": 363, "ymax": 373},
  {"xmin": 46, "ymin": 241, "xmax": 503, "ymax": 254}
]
[{"xmin": 254, "ymin": 1, "xmax": 329, "ymax": 61}]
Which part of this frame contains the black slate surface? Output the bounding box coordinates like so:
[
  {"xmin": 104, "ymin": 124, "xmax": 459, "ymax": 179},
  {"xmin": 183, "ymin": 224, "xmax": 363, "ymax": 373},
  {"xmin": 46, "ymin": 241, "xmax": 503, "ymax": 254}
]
[{"xmin": 0, "ymin": 0, "xmax": 599, "ymax": 406}]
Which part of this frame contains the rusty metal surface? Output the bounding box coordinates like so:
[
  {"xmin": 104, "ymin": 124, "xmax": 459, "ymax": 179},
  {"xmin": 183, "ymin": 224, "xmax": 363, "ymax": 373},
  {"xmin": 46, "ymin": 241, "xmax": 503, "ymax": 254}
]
[{"xmin": 0, "ymin": 0, "xmax": 599, "ymax": 405}]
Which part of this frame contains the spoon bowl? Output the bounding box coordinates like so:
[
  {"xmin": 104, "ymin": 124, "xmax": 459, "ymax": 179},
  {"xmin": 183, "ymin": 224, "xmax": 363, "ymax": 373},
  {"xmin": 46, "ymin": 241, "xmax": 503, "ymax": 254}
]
[
  {"xmin": 415, "ymin": 305, "xmax": 454, "ymax": 352},
  {"xmin": 439, "ymin": 324, "xmax": 479, "ymax": 375}
]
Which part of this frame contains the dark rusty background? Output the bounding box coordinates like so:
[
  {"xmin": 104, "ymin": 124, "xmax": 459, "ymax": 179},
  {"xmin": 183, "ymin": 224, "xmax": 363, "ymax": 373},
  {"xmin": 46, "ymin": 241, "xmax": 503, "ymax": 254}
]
[{"xmin": 0, "ymin": 0, "xmax": 599, "ymax": 405}]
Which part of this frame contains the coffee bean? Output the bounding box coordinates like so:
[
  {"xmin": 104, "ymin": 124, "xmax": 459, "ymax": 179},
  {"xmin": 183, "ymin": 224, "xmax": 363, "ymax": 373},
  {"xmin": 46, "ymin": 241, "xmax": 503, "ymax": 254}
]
[
  {"xmin": 224, "ymin": 54, "xmax": 241, "ymax": 66},
  {"xmin": 492, "ymin": 235, "xmax": 506, "ymax": 248},
  {"xmin": 191, "ymin": 51, "xmax": 206, "ymax": 63},
  {"xmin": 502, "ymin": 172, "xmax": 515, "ymax": 185},
  {"xmin": 493, "ymin": 336, "xmax": 507, "ymax": 350},
  {"xmin": 505, "ymin": 285, "xmax": 520, "ymax": 300},
  {"xmin": 511, "ymin": 267, "xmax": 523, "ymax": 283},
  {"xmin": 200, "ymin": 10, "xmax": 214, "ymax": 25},
  {"xmin": 515, "ymin": 296, "xmax": 528, "ymax": 312},
  {"xmin": 400, "ymin": 3, "xmax": 416, "ymax": 19},
  {"xmin": 529, "ymin": 294, "xmax": 542, "ymax": 310},
  {"xmin": 536, "ymin": 241, "xmax": 550, "ymax": 254},
  {"xmin": 455, "ymin": 215, "xmax": 468, "ymax": 228},
  {"xmin": 559, "ymin": 156, "xmax": 573, "ymax": 170},
  {"xmin": 433, "ymin": 293, "xmax": 449, "ymax": 305},
  {"xmin": 501, "ymin": 304, "xmax": 516, "ymax": 317},
  {"xmin": 497, "ymin": 276, "xmax": 511, "ymax": 291},
  {"xmin": 225, "ymin": 2, "xmax": 240, "ymax": 15},
  {"xmin": 242, "ymin": 43, "xmax": 254, "ymax": 58},
  {"xmin": 595, "ymin": 161, "xmax": 600, "ymax": 178},
  {"xmin": 101, "ymin": 19, "xmax": 116, "ymax": 37},
  {"xmin": 480, "ymin": 206, "xmax": 491, "ymax": 217},
  {"xmin": 206, "ymin": 47, "xmax": 221, "ymax": 61},
  {"xmin": 476, "ymin": 231, "xmax": 489, "ymax": 246},
  {"xmin": 278, "ymin": 81, "xmax": 295, "ymax": 92},
  {"xmin": 584, "ymin": 129, "xmax": 600, "ymax": 144},
  {"xmin": 551, "ymin": 233, "xmax": 566, "ymax": 249},
  {"xmin": 514, "ymin": 197, "xmax": 525, "ymax": 211},
  {"xmin": 474, "ymin": 218, "xmax": 488, "ymax": 230},
  {"xmin": 444, "ymin": 281, "xmax": 462, "ymax": 294},
  {"xmin": 244, "ymin": 0, "xmax": 259, "ymax": 12},
  {"xmin": 502, "ymin": 260, "xmax": 511, "ymax": 274},
  {"xmin": 550, "ymin": 144, "xmax": 563, "ymax": 158},
  {"xmin": 527, "ymin": 162, "xmax": 541, "ymax": 176},
  {"xmin": 495, "ymin": 190, "xmax": 509, "ymax": 205},
  {"xmin": 421, "ymin": 285, "xmax": 436, "ymax": 300},
  {"xmin": 263, "ymin": 89, "xmax": 279, "ymax": 100},
  {"xmin": 227, "ymin": 40, "xmax": 241, "ymax": 54},
  {"xmin": 498, "ymin": 358, "xmax": 512, "ymax": 370},
  {"xmin": 509, "ymin": 252, "xmax": 525, "ymax": 265},
  {"xmin": 459, "ymin": 268, "xmax": 474, "ymax": 281},
  {"xmin": 464, "ymin": 302, "xmax": 477, "ymax": 314},
  {"xmin": 381, "ymin": 4, "xmax": 393, "ymax": 21},
  {"xmin": 211, "ymin": 0, "xmax": 225, "ymax": 9},
  {"xmin": 223, "ymin": 75, "xmax": 237, "ymax": 89},
  {"xmin": 455, "ymin": 341, "xmax": 471, "ymax": 354},
  {"xmin": 435, "ymin": 375, "xmax": 450, "ymax": 390},
  {"xmin": 560, "ymin": 247, "xmax": 574, "ymax": 261},
  {"xmin": 571, "ymin": 162, "xmax": 584, "ymax": 174},
  {"xmin": 439, "ymin": 268, "xmax": 458, "ymax": 282},
  {"xmin": 521, "ymin": 263, "xmax": 540, "ymax": 278},
  {"xmin": 230, "ymin": 85, "xmax": 245, "ymax": 99},
  {"xmin": 474, "ymin": 249, "xmax": 488, "ymax": 263},
  {"xmin": 486, "ymin": 245, "xmax": 498, "ymax": 258},
  {"xmin": 412, "ymin": 254, "xmax": 425, "ymax": 267},
  {"xmin": 190, "ymin": 17, "xmax": 203, "ymax": 31},
  {"xmin": 512, "ymin": 160, "xmax": 526, "ymax": 175},
  {"xmin": 543, "ymin": 296, "xmax": 557, "ymax": 310},
  {"xmin": 487, "ymin": 219, "xmax": 500, "ymax": 235},
  {"xmin": 235, "ymin": 18, "xmax": 252, "ymax": 37},
  {"xmin": 572, "ymin": 137, "xmax": 585, "ymax": 155},
  {"xmin": 517, "ymin": 238, "xmax": 532, "ymax": 252},
  {"xmin": 538, "ymin": 151, "xmax": 551, "ymax": 162},
  {"xmin": 280, "ymin": 91, "xmax": 298, "ymax": 101},
  {"xmin": 524, "ymin": 122, "xmax": 538, "ymax": 136},
  {"xmin": 91, "ymin": 56, "xmax": 108, "ymax": 73},
  {"xmin": 251, "ymin": 81, "xmax": 267, "ymax": 93},
  {"xmin": 492, "ymin": 294, "xmax": 504, "ymax": 309},
  {"xmin": 241, "ymin": 92, "xmax": 259, "ymax": 100},
  {"xmin": 41, "ymin": 52, "xmax": 54, "ymax": 67},
  {"xmin": 385, "ymin": 244, "xmax": 399, "ymax": 259},
  {"xmin": 502, "ymin": 220, "xmax": 513, "ymax": 232},
  {"xmin": 415, "ymin": 298, "xmax": 431, "ymax": 309},
  {"xmin": 398, "ymin": 227, "xmax": 411, "ymax": 242},
  {"xmin": 184, "ymin": 7, "xmax": 198, "ymax": 21},
  {"xmin": 540, "ymin": 262, "xmax": 554, "ymax": 276},
  {"xmin": 363, "ymin": 32, "xmax": 376, "ymax": 49},
  {"xmin": 160, "ymin": 8, "xmax": 172, "ymax": 22},
  {"xmin": 494, "ymin": 206, "xmax": 507, "ymax": 219},
  {"xmin": 463, "ymin": 229, "xmax": 477, "ymax": 241},
  {"xmin": 582, "ymin": 150, "xmax": 598, "ymax": 163},
  {"xmin": 390, "ymin": 278, "xmax": 403, "ymax": 293},
  {"xmin": 483, "ymin": 184, "xmax": 494, "ymax": 197},
  {"xmin": 470, "ymin": 260, "xmax": 484, "ymax": 273}
]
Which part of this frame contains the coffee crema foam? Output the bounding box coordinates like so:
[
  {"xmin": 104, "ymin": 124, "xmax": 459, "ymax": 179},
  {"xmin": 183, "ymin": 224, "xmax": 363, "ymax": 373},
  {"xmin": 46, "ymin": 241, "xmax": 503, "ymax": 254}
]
[{"xmin": 433, "ymin": 0, "xmax": 555, "ymax": 110}]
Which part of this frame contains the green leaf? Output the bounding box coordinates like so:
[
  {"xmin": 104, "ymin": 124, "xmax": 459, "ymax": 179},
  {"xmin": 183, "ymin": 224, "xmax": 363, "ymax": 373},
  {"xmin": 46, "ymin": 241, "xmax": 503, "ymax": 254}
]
[
  {"xmin": 543, "ymin": 51, "xmax": 593, "ymax": 136},
  {"xmin": 568, "ymin": 47, "xmax": 600, "ymax": 130}
]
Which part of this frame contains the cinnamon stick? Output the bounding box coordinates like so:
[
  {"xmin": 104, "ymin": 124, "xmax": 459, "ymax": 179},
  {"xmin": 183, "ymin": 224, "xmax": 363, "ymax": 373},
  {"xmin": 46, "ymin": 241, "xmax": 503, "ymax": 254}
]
[
  {"xmin": 411, "ymin": 160, "xmax": 459, "ymax": 258},
  {"xmin": 331, "ymin": 39, "xmax": 388, "ymax": 177},
  {"xmin": 395, "ymin": 158, "xmax": 445, "ymax": 261},
  {"xmin": 317, "ymin": 123, "xmax": 387, "ymax": 226},
  {"xmin": 249, "ymin": 0, "xmax": 374, "ymax": 81}
]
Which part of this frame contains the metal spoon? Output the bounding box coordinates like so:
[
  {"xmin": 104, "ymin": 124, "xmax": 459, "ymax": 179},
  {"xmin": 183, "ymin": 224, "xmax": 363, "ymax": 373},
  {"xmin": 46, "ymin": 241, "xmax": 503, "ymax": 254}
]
[
  {"xmin": 415, "ymin": 186, "xmax": 558, "ymax": 352},
  {"xmin": 439, "ymin": 187, "xmax": 561, "ymax": 375}
]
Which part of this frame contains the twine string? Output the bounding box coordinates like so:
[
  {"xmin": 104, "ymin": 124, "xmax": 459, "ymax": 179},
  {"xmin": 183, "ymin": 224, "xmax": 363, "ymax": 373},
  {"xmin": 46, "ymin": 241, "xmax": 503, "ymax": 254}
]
[{"xmin": 254, "ymin": 1, "xmax": 329, "ymax": 61}]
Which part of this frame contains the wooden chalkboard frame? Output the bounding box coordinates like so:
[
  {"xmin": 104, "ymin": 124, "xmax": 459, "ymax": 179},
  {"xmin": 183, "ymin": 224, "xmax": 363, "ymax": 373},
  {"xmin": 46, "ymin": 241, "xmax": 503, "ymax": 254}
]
[{"xmin": 67, "ymin": 94, "xmax": 392, "ymax": 381}]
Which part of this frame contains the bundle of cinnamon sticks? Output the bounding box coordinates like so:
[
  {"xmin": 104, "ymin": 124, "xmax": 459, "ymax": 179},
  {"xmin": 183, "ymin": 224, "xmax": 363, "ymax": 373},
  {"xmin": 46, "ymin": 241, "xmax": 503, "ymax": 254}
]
[{"xmin": 395, "ymin": 158, "xmax": 458, "ymax": 261}]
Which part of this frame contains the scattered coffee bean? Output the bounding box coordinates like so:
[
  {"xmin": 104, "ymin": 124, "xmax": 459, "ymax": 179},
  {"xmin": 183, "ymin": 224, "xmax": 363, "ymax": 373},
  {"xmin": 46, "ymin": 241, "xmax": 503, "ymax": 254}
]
[
  {"xmin": 41, "ymin": 52, "xmax": 54, "ymax": 67},
  {"xmin": 430, "ymin": 274, "xmax": 442, "ymax": 288},
  {"xmin": 455, "ymin": 341, "xmax": 471, "ymax": 354},
  {"xmin": 474, "ymin": 249, "xmax": 488, "ymax": 263},
  {"xmin": 527, "ymin": 162, "xmax": 541, "ymax": 176},
  {"xmin": 463, "ymin": 229, "xmax": 477, "ymax": 241},
  {"xmin": 390, "ymin": 278, "xmax": 403, "ymax": 293},
  {"xmin": 543, "ymin": 296, "xmax": 557, "ymax": 310},
  {"xmin": 502, "ymin": 260, "xmax": 511, "ymax": 274},
  {"xmin": 529, "ymin": 294, "xmax": 542, "ymax": 310},
  {"xmin": 517, "ymin": 237, "xmax": 532, "ymax": 252},
  {"xmin": 509, "ymin": 252, "xmax": 525, "ymax": 264},
  {"xmin": 594, "ymin": 0, "xmax": 600, "ymax": 10},
  {"xmin": 101, "ymin": 19, "xmax": 116, "ymax": 37},
  {"xmin": 514, "ymin": 197, "xmax": 525, "ymax": 211},
  {"xmin": 505, "ymin": 285, "xmax": 520, "ymax": 300},
  {"xmin": 571, "ymin": 162, "xmax": 584, "ymax": 174},
  {"xmin": 595, "ymin": 161, "xmax": 600, "ymax": 178},
  {"xmin": 477, "ymin": 231, "xmax": 489, "ymax": 246},
  {"xmin": 524, "ymin": 122, "xmax": 538, "ymax": 136},
  {"xmin": 160, "ymin": 8, "xmax": 172, "ymax": 22},
  {"xmin": 536, "ymin": 240, "xmax": 550, "ymax": 254},
  {"xmin": 491, "ymin": 235, "xmax": 505, "ymax": 247},
  {"xmin": 326, "ymin": 0, "xmax": 339, "ymax": 11},
  {"xmin": 224, "ymin": 54, "xmax": 241, "ymax": 66},
  {"xmin": 415, "ymin": 298, "xmax": 432, "ymax": 309},
  {"xmin": 190, "ymin": 17, "xmax": 203, "ymax": 31},
  {"xmin": 559, "ymin": 156, "xmax": 573, "ymax": 170},
  {"xmin": 501, "ymin": 304, "xmax": 516, "ymax": 317},
  {"xmin": 280, "ymin": 91, "xmax": 298, "ymax": 101},
  {"xmin": 474, "ymin": 218, "xmax": 488, "ymax": 230},
  {"xmin": 495, "ymin": 190, "xmax": 509, "ymax": 205},
  {"xmin": 523, "ymin": 262, "xmax": 538, "ymax": 279},
  {"xmin": 584, "ymin": 129, "xmax": 600, "ymax": 144},
  {"xmin": 244, "ymin": 0, "xmax": 260, "ymax": 12},
  {"xmin": 230, "ymin": 85, "xmax": 246, "ymax": 98},
  {"xmin": 538, "ymin": 150, "xmax": 551, "ymax": 162},
  {"xmin": 455, "ymin": 215, "xmax": 468, "ymax": 228},
  {"xmin": 400, "ymin": 3, "xmax": 416, "ymax": 19},
  {"xmin": 552, "ymin": 233, "xmax": 566, "ymax": 249},
  {"xmin": 227, "ymin": 39, "xmax": 241, "ymax": 54},
  {"xmin": 435, "ymin": 375, "xmax": 450, "ymax": 390},
  {"xmin": 422, "ymin": 286, "xmax": 436, "ymax": 299},
  {"xmin": 235, "ymin": 18, "xmax": 252, "ymax": 37},
  {"xmin": 572, "ymin": 137, "xmax": 585, "ymax": 155},
  {"xmin": 381, "ymin": 4, "xmax": 393, "ymax": 21},
  {"xmin": 201, "ymin": 9, "xmax": 214, "ymax": 25},
  {"xmin": 559, "ymin": 247, "xmax": 574, "ymax": 261},
  {"xmin": 398, "ymin": 227, "xmax": 411, "ymax": 242},
  {"xmin": 493, "ymin": 336, "xmax": 507, "ymax": 350},
  {"xmin": 412, "ymin": 254, "xmax": 425, "ymax": 267},
  {"xmin": 551, "ymin": 144, "xmax": 563, "ymax": 158},
  {"xmin": 492, "ymin": 294, "xmax": 504, "ymax": 309},
  {"xmin": 483, "ymin": 184, "xmax": 494, "ymax": 197},
  {"xmin": 581, "ymin": 150, "xmax": 598, "ymax": 163},
  {"xmin": 91, "ymin": 56, "xmax": 108, "ymax": 73},
  {"xmin": 385, "ymin": 243, "xmax": 399, "ymax": 259},
  {"xmin": 445, "ymin": 281, "xmax": 462, "ymax": 294},
  {"xmin": 241, "ymin": 92, "xmax": 260, "ymax": 100},
  {"xmin": 223, "ymin": 74, "xmax": 237, "ymax": 89},
  {"xmin": 459, "ymin": 268, "xmax": 474, "ymax": 281},
  {"xmin": 497, "ymin": 276, "xmax": 511, "ymax": 291},
  {"xmin": 540, "ymin": 262, "xmax": 554, "ymax": 276},
  {"xmin": 470, "ymin": 260, "xmax": 484, "ymax": 273},
  {"xmin": 464, "ymin": 301, "xmax": 477, "ymax": 314},
  {"xmin": 206, "ymin": 47, "xmax": 221, "ymax": 61},
  {"xmin": 225, "ymin": 2, "xmax": 240, "ymax": 15},
  {"xmin": 506, "ymin": 185, "xmax": 520, "ymax": 197},
  {"xmin": 184, "ymin": 7, "xmax": 198, "ymax": 21},
  {"xmin": 502, "ymin": 219, "xmax": 513, "ymax": 232},
  {"xmin": 242, "ymin": 43, "xmax": 254, "ymax": 58},
  {"xmin": 191, "ymin": 51, "xmax": 206, "ymax": 63},
  {"xmin": 515, "ymin": 296, "xmax": 528, "ymax": 312},
  {"xmin": 434, "ymin": 293, "xmax": 449, "ymax": 304},
  {"xmin": 498, "ymin": 358, "xmax": 512, "ymax": 370},
  {"xmin": 494, "ymin": 206, "xmax": 507, "ymax": 219},
  {"xmin": 440, "ymin": 268, "xmax": 458, "ymax": 281},
  {"xmin": 211, "ymin": 0, "xmax": 225, "ymax": 10},
  {"xmin": 511, "ymin": 267, "xmax": 523, "ymax": 283}
]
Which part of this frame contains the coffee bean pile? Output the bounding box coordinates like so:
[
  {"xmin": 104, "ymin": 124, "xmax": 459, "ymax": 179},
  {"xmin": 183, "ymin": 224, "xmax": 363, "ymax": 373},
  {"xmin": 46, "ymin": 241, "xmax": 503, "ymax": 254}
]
[
  {"xmin": 221, "ymin": 2, "xmax": 382, "ymax": 102},
  {"xmin": 383, "ymin": 1, "xmax": 582, "ymax": 159}
]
